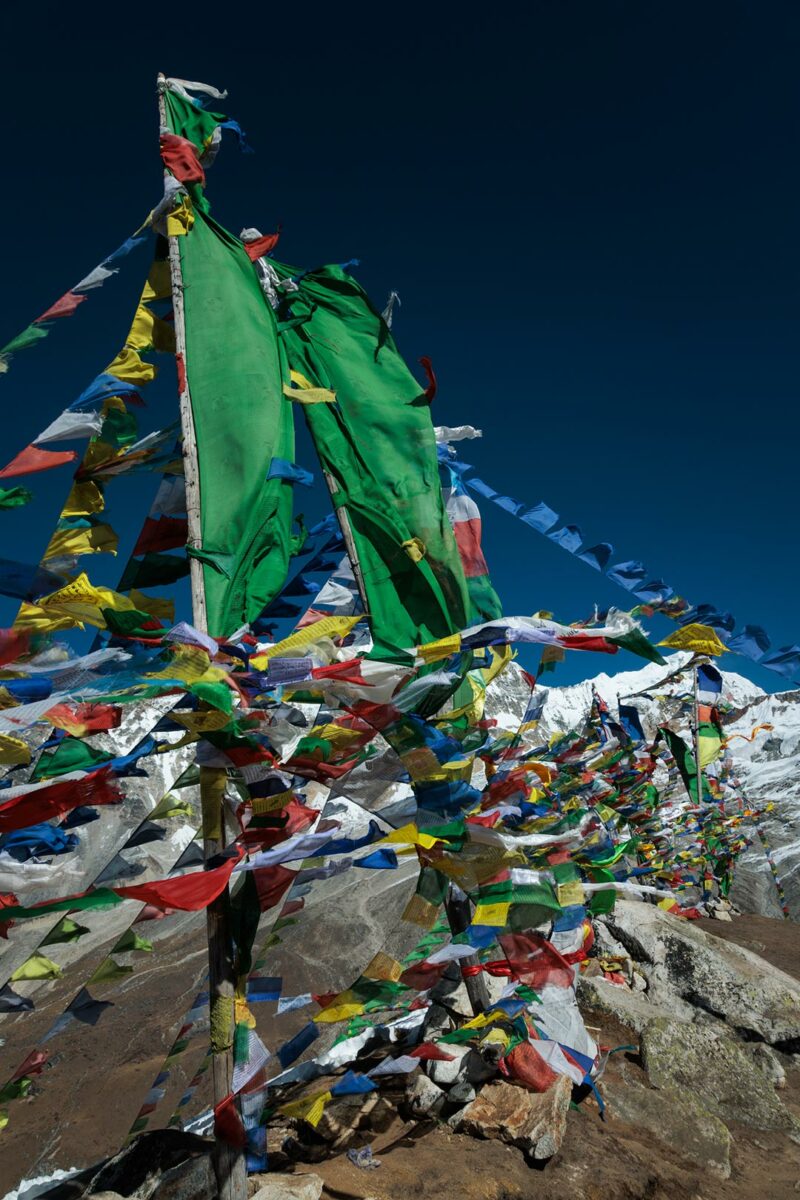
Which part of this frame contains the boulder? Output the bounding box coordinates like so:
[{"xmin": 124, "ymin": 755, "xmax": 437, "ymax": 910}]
[
  {"xmin": 425, "ymin": 1044, "xmax": 470, "ymax": 1086},
  {"xmin": 577, "ymin": 972, "xmax": 693, "ymax": 1034},
  {"xmin": 641, "ymin": 1017, "xmax": 797, "ymax": 1131},
  {"xmin": 453, "ymin": 1075, "xmax": 572, "ymax": 1161},
  {"xmin": 602, "ymin": 900, "xmax": 800, "ymax": 1047},
  {"xmin": 151, "ymin": 1158, "xmax": 216, "ymax": 1200},
  {"xmin": 603, "ymin": 1075, "xmax": 731, "ymax": 1179},
  {"xmin": 744, "ymin": 1042, "xmax": 787, "ymax": 1090},
  {"xmin": 426, "ymin": 1044, "xmax": 498, "ymax": 1090},
  {"xmin": 313, "ymin": 1091, "xmax": 395, "ymax": 1147},
  {"xmin": 250, "ymin": 1175, "xmax": 323, "ymax": 1200},
  {"xmin": 448, "ymin": 1078, "xmax": 476, "ymax": 1105},
  {"xmin": 82, "ymin": 1132, "xmax": 214, "ymax": 1200},
  {"xmin": 406, "ymin": 1073, "xmax": 447, "ymax": 1117}
]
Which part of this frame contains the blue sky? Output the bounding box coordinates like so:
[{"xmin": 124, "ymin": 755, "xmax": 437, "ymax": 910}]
[{"xmin": 1, "ymin": 2, "xmax": 797, "ymax": 690}]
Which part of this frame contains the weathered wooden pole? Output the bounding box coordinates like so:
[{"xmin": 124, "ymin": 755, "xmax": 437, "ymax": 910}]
[{"xmin": 157, "ymin": 73, "xmax": 246, "ymax": 1200}]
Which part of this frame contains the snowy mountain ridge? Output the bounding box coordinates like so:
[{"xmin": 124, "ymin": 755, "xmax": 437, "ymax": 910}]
[{"xmin": 485, "ymin": 652, "xmax": 800, "ymax": 919}]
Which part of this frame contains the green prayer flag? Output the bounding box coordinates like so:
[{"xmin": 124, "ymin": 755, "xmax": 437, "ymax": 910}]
[
  {"xmin": 87, "ymin": 956, "xmax": 134, "ymax": 985},
  {"xmin": 2, "ymin": 324, "xmax": 49, "ymax": 356},
  {"xmin": 0, "ymin": 889, "xmax": 123, "ymax": 922},
  {"xmin": 176, "ymin": 211, "xmax": 294, "ymax": 637},
  {"xmin": 165, "ymin": 90, "xmax": 227, "ymax": 157},
  {"xmin": 659, "ymin": 727, "xmax": 712, "ymax": 803},
  {"xmin": 42, "ymin": 917, "xmax": 90, "ymax": 945},
  {"xmin": 11, "ymin": 953, "xmax": 62, "ymax": 982},
  {"xmin": 609, "ymin": 627, "xmax": 666, "ymax": 666},
  {"xmin": 276, "ymin": 262, "xmax": 471, "ymax": 653},
  {"xmin": 0, "ymin": 486, "xmax": 33, "ymax": 509},
  {"xmin": 32, "ymin": 738, "xmax": 111, "ymax": 781},
  {"xmin": 118, "ymin": 552, "xmax": 190, "ymax": 592},
  {"xmin": 112, "ymin": 929, "xmax": 153, "ymax": 954}
]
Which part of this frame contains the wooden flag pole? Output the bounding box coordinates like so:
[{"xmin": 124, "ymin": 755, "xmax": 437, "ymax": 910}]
[
  {"xmin": 692, "ymin": 660, "xmax": 709, "ymax": 901},
  {"xmin": 322, "ymin": 469, "xmax": 368, "ymax": 612},
  {"xmin": 157, "ymin": 73, "xmax": 246, "ymax": 1200},
  {"xmin": 692, "ymin": 661, "xmax": 703, "ymax": 808}
]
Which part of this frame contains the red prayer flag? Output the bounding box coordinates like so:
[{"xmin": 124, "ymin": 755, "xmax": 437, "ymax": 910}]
[
  {"xmin": 0, "ymin": 444, "xmax": 77, "ymax": 479},
  {"xmin": 11, "ymin": 1049, "xmax": 48, "ymax": 1082},
  {"xmin": 159, "ymin": 134, "xmax": 206, "ymax": 185},
  {"xmin": 242, "ymin": 231, "xmax": 281, "ymax": 261},
  {"xmin": 399, "ymin": 960, "xmax": 448, "ymax": 991},
  {"xmin": 214, "ymin": 1093, "xmax": 247, "ymax": 1148},
  {"xmin": 504, "ymin": 1040, "xmax": 560, "ymax": 1093},
  {"xmin": 133, "ymin": 516, "xmax": 189, "ymax": 556},
  {"xmin": 0, "ymin": 768, "xmax": 122, "ymax": 834},
  {"xmin": 0, "ymin": 629, "xmax": 32, "ymax": 667},
  {"xmin": 35, "ymin": 292, "xmax": 87, "ymax": 323},
  {"xmin": 498, "ymin": 931, "xmax": 574, "ymax": 990},
  {"xmin": 252, "ymin": 865, "xmax": 296, "ymax": 913},
  {"xmin": 409, "ymin": 1042, "xmax": 456, "ymax": 1061},
  {"xmin": 115, "ymin": 852, "xmax": 240, "ymax": 911},
  {"xmin": 45, "ymin": 703, "xmax": 122, "ymax": 735},
  {"xmin": 418, "ymin": 356, "xmax": 437, "ymax": 402},
  {"xmin": 560, "ymin": 634, "xmax": 618, "ymax": 654}
]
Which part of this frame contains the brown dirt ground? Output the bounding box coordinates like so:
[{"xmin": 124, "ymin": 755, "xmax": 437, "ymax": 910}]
[
  {"xmin": 283, "ymin": 913, "xmax": 800, "ymax": 1200},
  {"xmin": 5, "ymin": 913, "xmax": 800, "ymax": 1199},
  {"xmin": 285, "ymin": 1014, "xmax": 800, "ymax": 1200},
  {"xmin": 696, "ymin": 912, "xmax": 800, "ymax": 980}
]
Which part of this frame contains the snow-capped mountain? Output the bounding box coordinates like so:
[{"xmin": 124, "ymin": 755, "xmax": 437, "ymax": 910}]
[{"xmin": 485, "ymin": 652, "xmax": 800, "ymax": 920}]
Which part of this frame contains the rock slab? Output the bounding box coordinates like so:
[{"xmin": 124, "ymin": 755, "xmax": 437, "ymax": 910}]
[
  {"xmin": 603, "ymin": 1075, "xmax": 732, "ymax": 1179},
  {"xmin": 603, "ymin": 900, "xmax": 800, "ymax": 1047},
  {"xmin": 641, "ymin": 1017, "xmax": 796, "ymax": 1132},
  {"xmin": 454, "ymin": 1076, "xmax": 571, "ymax": 1161},
  {"xmin": 251, "ymin": 1175, "xmax": 323, "ymax": 1200}
]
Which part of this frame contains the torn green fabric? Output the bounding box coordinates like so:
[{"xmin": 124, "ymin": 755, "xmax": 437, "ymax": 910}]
[
  {"xmin": 659, "ymin": 727, "xmax": 712, "ymax": 803},
  {"xmin": 177, "ymin": 212, "xmax": 294, "ymax": 637},
  {"xmin": 275, "ymin": 262, "xmax": 470, "ymax": 655}
]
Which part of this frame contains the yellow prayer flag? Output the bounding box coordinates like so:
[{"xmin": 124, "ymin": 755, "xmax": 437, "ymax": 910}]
[
  {"xmin": 170, "ymin": 709, "xmax": 232, "ymax": 735},
  {"xmin": 556, "ymin": 879, "xmax": 585, "ymax": 907},
  {"xmin": 658, "ymin": 623, "xmax": 728, "ymax": 657},
  {"xmin": 251, "ymin": 615, "xmax": 363, "ymax": 665},
  {"xmin": 313, "ymin": 988, "xmax": 365, "ymax": 1023},
  {"xmin": 62, "ymin": 481, "xmax": 105, "ymax": 517},
  {"xmin": 282, "ymin": 383, "xmax": 337, "ymax": 405},
  {"xmin": 0, "ymin": 734, "xmax": 31, "ymax": 765},
  {"xmin": 279, "ymin": 1089, "xmax": 332, "ymax": 1127},
  {"xmin": 13, "ymin": 603, "xmax": 79, "ymax": 634},
  {"xmin": 142, "ymin": 260, "xmax": 172, "ymax": 302},
  {"xmin": 402, "ymin": 893, "xmax": 438, "ymax": 928},
  {"xmin": 145, "ymin": 644, "xmax": 212, "ymax": 684},
  {"xmin": 417, "ymin": 633, "xmax": 462, "ymax": 664},
  {"xmin": 127, "ymin": 304, "xmax": 176, "ymax": 354},
  {"xmin": 363, "ymin": 952, "xmax": 404, "ymax": 982},
  {"xmin": 44, "ymin": 523, "xmax": 119, "ymax": 561},
  {"xmin": 379, "ymin": 823, "xmax": 441, "ymax": 851},
  {"xmin": 106, "ymin": 346, "xmax": 156, "ymax": 385},
  {"xmin": 472, "ymin": 901, "xmax": 510, "ymax": 927},
  {"xmin": 129, "ymin": 590, "xmax": 175, "ymax": 623},
  {"xmin": 251, "ymin": 790, "xmax": 294, "ymax": 816},
  {"xmin": 481, "ymin": 644, "xmax": 513, "ymax": 685},
  {"xmin": 401, "ymin": 745, "xmax": 443, "ymax": 781},
  {"xmin": 35, "ymin": 572, "xmax": 135, "ymax": 630},
  {"xmin": 166, "ymin": 198, "xmax": 195, "ymax": 237}
]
